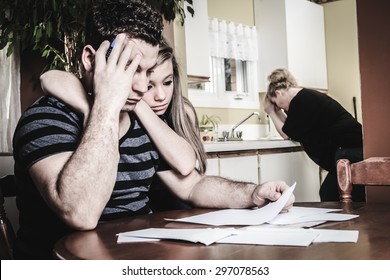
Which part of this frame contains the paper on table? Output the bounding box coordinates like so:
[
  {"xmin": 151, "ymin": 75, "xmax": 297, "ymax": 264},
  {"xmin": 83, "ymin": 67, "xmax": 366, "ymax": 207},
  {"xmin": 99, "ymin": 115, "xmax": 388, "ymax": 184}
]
[
  {"xmin": 217, "ymin": 228, "xmax": 319, "ymax": 247},
  {"xmin": 268, "ymin": 206, "xmax": 358, "ymax": 225},
  {"xmin": 117, "ymin": 227, "xmax": 359, "ymax": 246},
  {"xmin": 166, "ymin": 183, "xmax": 296, "ymax": 226},
  {"xmin": 311, "ymin": 229, "xmax": 359, "ymax": 243},
  {"xmin": 280, "ymin": 213, "xmax": 359, "ymax": 224},
  {"xmin": 118, "ymin": 228, "xmax": 238, "ymax": 246},
  {"xmin": 219, "ymin": 227, "xmax": 359, "ymax": 245},
  {"xmin": 269, "ymin": 206, "xmax": 341, "ymax": 224},
  {"xmin": 117, "ymin": 235, "xmax": 160, "ymax": 243},
  {"xmin": 245, "ymin": 220, "xmax": 327, "ymax": 229}
]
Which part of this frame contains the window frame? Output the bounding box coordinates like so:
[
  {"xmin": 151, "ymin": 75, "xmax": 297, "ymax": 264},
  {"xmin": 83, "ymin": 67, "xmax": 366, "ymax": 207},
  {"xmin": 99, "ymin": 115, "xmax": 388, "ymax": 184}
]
[{"xmin": 188, "ymin": 56, "xmax": 260, "ymax": 109}]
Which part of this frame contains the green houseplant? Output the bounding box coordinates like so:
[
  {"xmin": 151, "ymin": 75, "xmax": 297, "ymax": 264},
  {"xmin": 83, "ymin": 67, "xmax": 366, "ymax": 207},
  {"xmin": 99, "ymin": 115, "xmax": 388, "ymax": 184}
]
[
  {"xmin": 199, "ymin": 114, "xmax": 220, "ymax": 143},
  {"xmin": 0, "ymin": 0, "xmax": 194, "ymax": 75}
]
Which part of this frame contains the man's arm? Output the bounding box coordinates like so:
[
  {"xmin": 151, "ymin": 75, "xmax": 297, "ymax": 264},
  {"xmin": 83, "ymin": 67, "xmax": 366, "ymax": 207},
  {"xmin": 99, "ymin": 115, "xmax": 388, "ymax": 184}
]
[
  {"xmin": 29, "ymin": 104, "xmax": 120, "ymax": 230},
  {"xmin": 157, "ymin": 169, "xmax": 294, "ymax": 210}
]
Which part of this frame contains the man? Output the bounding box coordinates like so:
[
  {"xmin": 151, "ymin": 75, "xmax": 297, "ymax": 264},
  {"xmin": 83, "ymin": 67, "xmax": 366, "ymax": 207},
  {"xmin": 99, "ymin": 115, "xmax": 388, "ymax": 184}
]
[{"xmin": 13, "ymin": 0, "xmax": 294, "ymax": 259}]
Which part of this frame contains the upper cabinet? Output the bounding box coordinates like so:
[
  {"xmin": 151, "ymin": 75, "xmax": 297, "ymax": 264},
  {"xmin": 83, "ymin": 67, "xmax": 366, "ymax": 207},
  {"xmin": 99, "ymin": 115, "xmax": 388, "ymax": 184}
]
[
  {"xmin": 255, "ymin": 0, "xmax": 328, "ymax": 91},
  {"xmin": 184, "ymin": 0, "xmax": 210, "ymax": 81}
]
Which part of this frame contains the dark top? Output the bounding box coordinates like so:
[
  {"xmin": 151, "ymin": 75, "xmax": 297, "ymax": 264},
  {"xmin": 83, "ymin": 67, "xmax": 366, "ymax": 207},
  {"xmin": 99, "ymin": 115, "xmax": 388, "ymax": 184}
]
[
  {"xmin": 282, "ymin": 88, "xmax": 363, "ymax": 171},
  {"xmin": 12, "ymin": 96, "xmax": 168, "ymax": 259}
]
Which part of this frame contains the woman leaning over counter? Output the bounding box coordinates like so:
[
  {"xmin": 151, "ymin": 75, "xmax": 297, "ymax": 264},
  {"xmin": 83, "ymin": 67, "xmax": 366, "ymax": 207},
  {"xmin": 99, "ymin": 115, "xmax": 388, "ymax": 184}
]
[{"xmin": 264, "ymin": 68, "xmax": 365, "ymax": 202}]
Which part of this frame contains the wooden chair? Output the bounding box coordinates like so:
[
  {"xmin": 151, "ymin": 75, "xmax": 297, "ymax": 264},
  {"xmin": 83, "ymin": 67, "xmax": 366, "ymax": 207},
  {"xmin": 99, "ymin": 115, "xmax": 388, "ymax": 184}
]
[
  {"xmin": 0, "ymin": 175, "xmax": 17, "ymax": 259},
  {"xmin": 337, "ymin": 157, "xmax": 390, "ymax": 202}
]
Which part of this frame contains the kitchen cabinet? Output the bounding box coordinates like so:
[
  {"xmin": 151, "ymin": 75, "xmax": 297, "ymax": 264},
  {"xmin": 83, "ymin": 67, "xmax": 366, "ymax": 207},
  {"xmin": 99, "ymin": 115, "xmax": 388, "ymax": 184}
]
[
  {"xmin": 184, "ymin": 0, "xmax": 210, "ymax": 80},
  {"xmin": 255, "ymin": 0, "xmax": 328, "ymax": 91},
  {"xmin": 218, "ymin": 153, "xmax": 259, "ymax": 184},
  {"xmin": 259, "ymin": 151, "xmax": 320, "ymax": 202},
  {"xmin": 206, "ymin": 148, "xmax": 321, "ymax": 202},
  {"xmin": 205, "ymin": 156, "xmax": 219, "ymax": 176}
]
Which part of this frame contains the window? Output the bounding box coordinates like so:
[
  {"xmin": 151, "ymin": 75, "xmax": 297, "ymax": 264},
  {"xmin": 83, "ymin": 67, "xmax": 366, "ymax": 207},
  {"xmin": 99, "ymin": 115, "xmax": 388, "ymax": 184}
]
[
  {"xmin": 0, "ymin": 45, "xmax": 21, "ymax": 153},
  {"xmin": 188, "ymin": 18, "xmax": 259, "ymax": 109}
]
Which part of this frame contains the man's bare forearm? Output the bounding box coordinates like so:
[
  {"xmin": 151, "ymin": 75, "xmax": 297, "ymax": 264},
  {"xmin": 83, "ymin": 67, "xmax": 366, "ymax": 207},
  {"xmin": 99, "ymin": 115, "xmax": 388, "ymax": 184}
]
[
  {"xmin": 188, "ymin": 175, "xmax": 257, "ymax": 209},
  {"xmin": 56, "ymin": 106, "xmax": 120, "ymax": 228}
]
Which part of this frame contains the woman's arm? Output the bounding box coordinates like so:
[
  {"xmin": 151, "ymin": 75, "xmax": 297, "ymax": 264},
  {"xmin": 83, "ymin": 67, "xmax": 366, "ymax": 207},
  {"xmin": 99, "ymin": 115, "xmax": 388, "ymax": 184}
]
[
  {"xmin": 133, "ymin": 99, "xmax": 196, "ymax": 176},
  {"xmin": 264, "ymin": 95, "xmax": 289, "ymax": 139},
  {"xmin": 41, "ymin": 71, "xmax": 196, "ymax": 176},
  {"xmin": 40, "ymin": 70, "xmax": 91, "ymax": 120}
]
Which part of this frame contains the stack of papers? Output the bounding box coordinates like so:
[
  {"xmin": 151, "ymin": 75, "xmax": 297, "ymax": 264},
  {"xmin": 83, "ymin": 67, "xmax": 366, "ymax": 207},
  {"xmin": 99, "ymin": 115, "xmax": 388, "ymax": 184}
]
[
  {"xmin": 117, "ymin": 183, "xmax": 359, "ymax": 246},
  {"xmin": 117, "ymin": 227, "xmax": 359, "ymax": 247}
]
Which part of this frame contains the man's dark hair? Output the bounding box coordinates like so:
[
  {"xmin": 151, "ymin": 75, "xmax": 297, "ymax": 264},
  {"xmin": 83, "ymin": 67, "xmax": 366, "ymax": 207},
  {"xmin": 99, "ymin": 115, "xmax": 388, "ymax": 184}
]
[{"xmin": 85, "ymin": 0, "xmax": 163, "ymax": 49}]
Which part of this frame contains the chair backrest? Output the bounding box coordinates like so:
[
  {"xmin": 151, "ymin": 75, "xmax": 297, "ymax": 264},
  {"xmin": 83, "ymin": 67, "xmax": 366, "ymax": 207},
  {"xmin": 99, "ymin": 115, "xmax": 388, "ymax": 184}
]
[
  {"xmin": 337, "ymin": 157, "xmax": 390, "ymax": 202},
  {"xmin": 0, "ymin": 175, "xmax": 17, "ymax": 260}
]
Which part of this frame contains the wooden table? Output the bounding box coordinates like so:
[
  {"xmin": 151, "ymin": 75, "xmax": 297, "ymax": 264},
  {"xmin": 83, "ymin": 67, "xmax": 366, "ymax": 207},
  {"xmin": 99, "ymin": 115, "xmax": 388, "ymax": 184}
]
[{"xmin": 53, "ymin": 202, "xmax": 390, "ymax": 260}]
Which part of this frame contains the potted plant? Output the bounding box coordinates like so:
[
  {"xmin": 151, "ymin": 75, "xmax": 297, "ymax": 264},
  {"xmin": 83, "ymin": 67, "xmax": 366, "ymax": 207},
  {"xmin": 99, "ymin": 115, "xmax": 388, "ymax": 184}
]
[
  {"xmin": 0, "ymin": 0, "xmax": 194, "ymax": 75},
  {"xmin": 199, "ymin": 114, "xmax": 220, "ymax": 143}
]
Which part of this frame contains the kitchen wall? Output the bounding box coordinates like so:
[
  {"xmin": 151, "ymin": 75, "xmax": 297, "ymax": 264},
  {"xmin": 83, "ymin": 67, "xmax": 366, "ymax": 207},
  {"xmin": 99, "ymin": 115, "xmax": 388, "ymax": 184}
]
[
  {"xmin": 207, "ymin": 0, "xmax": 254, "ymax": 25},
  {"xmin": 323, "ymin": 0, "xmax": 362, "ymax": 121}
]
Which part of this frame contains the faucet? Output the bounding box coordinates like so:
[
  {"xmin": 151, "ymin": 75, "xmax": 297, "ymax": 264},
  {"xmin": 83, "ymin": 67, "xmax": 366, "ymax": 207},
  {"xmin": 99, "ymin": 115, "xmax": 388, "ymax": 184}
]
[{"xmin": 231, "ymin": 112, "xmax": 261, "ymax": 139}]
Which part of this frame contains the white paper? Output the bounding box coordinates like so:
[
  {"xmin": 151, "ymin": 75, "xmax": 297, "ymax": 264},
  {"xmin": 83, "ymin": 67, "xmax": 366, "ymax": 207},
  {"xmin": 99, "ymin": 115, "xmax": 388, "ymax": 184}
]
[
  {"xmin": 217, "ymin": 228, "xmax": 319, "ymax": 247},
  {"xmin": 268, "ymin": 206, "xmax": 341, "ymax": 224},
  {"xmin": 118, "ymin": 228, "xmax": 237, "ymax": 246},
  {"xmin": 311, "ymin": 229, "xmax": 359, "ymax": 243},
  {"xmin": 166, "ymin": 183, "xmax": 296, "ymax": 226},
  {"xmin": 224, "ymin": 227, "xmax": 359, "ymax": 245},
  {"xmin": 245, "ymin": 220, "xmax": 327, "ymax": 229},
  {"xmin": 117, "ymin": 235, "xmax": 160, "ymax": 243},
  {"xmin": 268, "ymin": 206, "xmax": 359, "ymax": 225}
]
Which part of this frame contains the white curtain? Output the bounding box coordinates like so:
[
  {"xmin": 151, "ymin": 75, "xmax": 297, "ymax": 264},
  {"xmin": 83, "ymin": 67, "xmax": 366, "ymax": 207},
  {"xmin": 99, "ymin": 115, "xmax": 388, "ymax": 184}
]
[
  {"xmin": 0, "ymin": 45, "xmax": 21, "ymax": 153},
  {"xmin": 208, "ymin": 17, "xmax": 258, "ymax": 61}
]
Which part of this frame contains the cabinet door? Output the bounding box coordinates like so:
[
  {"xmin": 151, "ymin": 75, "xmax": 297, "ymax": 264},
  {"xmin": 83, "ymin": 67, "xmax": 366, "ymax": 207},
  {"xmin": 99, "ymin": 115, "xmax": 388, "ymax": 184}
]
[
  {"xmin": 285, "ymin": 0, "xmax": 327, "ymax": 89},
  {"xmin": 259, "ymin": 151, "xmax": 320, "ymax": 202},
  {"xmin": 184, "ymin": 0, "xmax": 210, "ymax": 79},
  {"xmin": 219, "ymin": 155, "xmax": 259, "ymax": 184},
  {"xmin": 205, "ymin": 157, "xmax": 219, "ymax": 176},
  {"xmin": 290, "ymin": 152, "xmax": 321, "ymax": 202},
  {"xmin": 255, "ymin": 0, "xmax": 327, "ymax": 91}
]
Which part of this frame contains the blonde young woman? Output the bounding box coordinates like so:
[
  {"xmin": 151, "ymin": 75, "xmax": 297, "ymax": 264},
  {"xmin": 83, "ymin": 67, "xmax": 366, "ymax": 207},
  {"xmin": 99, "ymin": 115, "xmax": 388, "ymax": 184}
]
[{"xmin": 264, "ymin": 68, "xmax": 365, "ymax": 202}]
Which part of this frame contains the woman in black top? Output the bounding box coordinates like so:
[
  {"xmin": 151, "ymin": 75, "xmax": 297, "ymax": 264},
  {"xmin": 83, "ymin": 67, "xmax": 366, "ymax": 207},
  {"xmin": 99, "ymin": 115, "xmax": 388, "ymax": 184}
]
[{"xmin": 264, "ymin": 68, "xmax": 365, "ymax": 202}]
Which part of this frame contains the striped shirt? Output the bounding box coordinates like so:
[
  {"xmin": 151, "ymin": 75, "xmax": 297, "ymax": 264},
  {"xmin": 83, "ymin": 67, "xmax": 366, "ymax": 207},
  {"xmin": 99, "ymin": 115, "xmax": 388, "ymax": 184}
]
[{"xmin": 12, "ymin": 96, "xmax": 164, "ymax": 258}]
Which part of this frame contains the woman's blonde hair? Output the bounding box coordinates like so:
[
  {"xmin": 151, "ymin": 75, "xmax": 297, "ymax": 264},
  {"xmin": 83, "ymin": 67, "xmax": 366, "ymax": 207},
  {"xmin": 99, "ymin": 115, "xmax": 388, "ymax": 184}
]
[
  {"xmin": 157, "ymin": 38, "xmax": 207, "ymax": 174},
  {"xmin": 266, "ymin": 68, "xmax": 298, "ymax": 98}
]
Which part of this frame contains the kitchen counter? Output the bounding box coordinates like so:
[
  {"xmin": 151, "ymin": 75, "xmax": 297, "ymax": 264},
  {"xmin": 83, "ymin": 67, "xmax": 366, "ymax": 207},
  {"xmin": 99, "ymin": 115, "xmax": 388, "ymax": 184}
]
[{"xmin": 204, "ymin": 139, "xmax": 301, "ymax": 153}]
